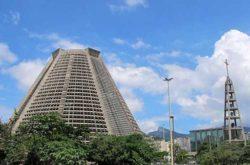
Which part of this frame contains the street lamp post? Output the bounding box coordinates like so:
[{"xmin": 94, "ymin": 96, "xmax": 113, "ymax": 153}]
[
  {"xmin": 244, "ymin": 132, "xmax": 247, "ymax": 146},
  {"xmin": 162, "ymin": 124, "xmax": 165, "ymax": 141},
  {"xmin": 164, "ymin": 77, "xmax": 174, "ymax": 165}
]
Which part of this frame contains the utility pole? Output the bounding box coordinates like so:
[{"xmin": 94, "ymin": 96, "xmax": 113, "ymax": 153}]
[
  {"xmin": 164, "ymin": 77, "xmax": 174, "ymax": 165},
  {"xmin": 244, "ymin": 132, "xmax": 247, "ymax": 146},
  {"xmin": 162, "ymin": 124, "xmax": 165, "ymax": 141}
]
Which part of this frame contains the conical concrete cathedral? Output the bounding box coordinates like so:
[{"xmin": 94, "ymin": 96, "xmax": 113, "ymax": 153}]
[
  {"xmin": 11, "ymin": 48, "xmax": 140, "ymax": 135},
  {"xmin": 223, "ymin": 60, "xmax": 245, "ymax": 143}
]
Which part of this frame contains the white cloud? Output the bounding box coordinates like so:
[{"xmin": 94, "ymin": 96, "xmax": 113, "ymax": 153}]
[
  {"xmin": 106, "ymin": 53, "xmax": 165, "ymax": 116},
  {"xmin": 4, "ymin": 11, "xmax": 20, "ymax": 25},
  {"xmin": 6, "ymin": 59, "xmax": 46, "ymax": 90},
  {"xmin": 109, "ymin": 29, "xmax": 250, "ymax": 129},
  {"xmin": 178, "ymin": 95, "xmax": 223, "ymax": 124},
  {"xmin": 120, "ymin": 87, "xmax": 143, "ymax": 112},
  {"xmin": 46, "ymin": 33, "xmax": 86, "ymax": 49},
  {"xmin": 27, "ymin": 31, "xmax": 86, "ymax": 50},
  {"xmin": 0, "ymin": 43, "xmax": 17, "ymax": 64},
  {"xmin": 9, "ymin": 11, "xmax": 20, "ymax": 25},
  {"xmin": 109, "ymin": 65, "xmax": 165, "ymax": 95},
  {"xmin": 109, "ymin": 0, "xmax": 147, "ymax": 12},
  {"xmin": 125, "ymin": 0, "xmax": 147, "ymax": 7},
  {"xmin": 166, "ymin": 50, "xmax": 182, "ymax": 57},
  {"xmin": 18, "ymin": 28, "xmax": 250, "ymax": 130},
  {"xmin": 112, "ymin": 37, "xmax": 151, "ymax": 50},
  {"xmin": 138, "ymin": 115, "xmax": 166, "ymax": 133},
  {"xmin": 113, "ymin": 38, "xmax": 126, "ymax": 45},
  {"xmin": 146, "ymin": 50, "xmax": 192, "ymax": 64},
  {"xmin": 131, "ymin": 39, "xmax": 151, "ymax": 49},
  {"xmin": 161, "ymin": 29, "xmax": 250, "ymax": 127},
  {"xmin": 103, "ymin": 52, "xmax": 124, "ymax": 66}
]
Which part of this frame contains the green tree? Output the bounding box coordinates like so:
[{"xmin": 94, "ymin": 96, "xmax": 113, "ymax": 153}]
[
  {"xmin": 215, "ymin": 143, "xmax": 243, "ymax": 164},
  {"xmin": 38, "ymin": 140, "xmax": 87, "ymax": 164},
  {"xmin": 88, "ymin": 134, "xmax": 123, "ymax": 164},
  {"xmin": 196, "ymin": 142, "xmax": 248, "ymax": 165},
  {"xmin": 4, "ymin": 113, "xmax": 89, "ymax": 164},
  {"xmin": 88, "ymin": 133, "xmax": 163, "ymax": 165},
  {"xmin": 241, "ymin": 145, "xmax": 250, "ymax": 163},
  {"xmin": 3, "ymin": 113, "xmax": 171, "ymax": 164},
  {"xmin": 175, "ymin": 149, "xmax": 189, "ymax": 164},
  {"xmin": 173, "ymin": 144, "xmax": 189, "ymax": 164},
  {"xmin": 0, "ymin": 120, "xmax": 10, "ymax": 163},
  {"xmin": 18, "ymin": 112, "xmax": 89, "ymax": 141},
  {"xmin": 0, "ymin": 122, "xmax": 5, "ymax": 162}
]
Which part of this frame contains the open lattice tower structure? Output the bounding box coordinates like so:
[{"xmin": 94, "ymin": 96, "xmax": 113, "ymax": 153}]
[{"xmin": 223, "ymin": 60, "xmax": 245, "ymax": 143}]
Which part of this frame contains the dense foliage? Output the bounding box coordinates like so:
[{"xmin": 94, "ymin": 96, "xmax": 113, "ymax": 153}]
[
  {"xmin": 0, "ymin": 121, "xmax": 8, "ymax": 162},
  {"xmin": 88, "ymin": 134, "xmax": 164, "ymax": 165},
  {"xmin": 196, "ymin": 142, "xmax": 250, "ymax": 165},
  {"xmin": 2, "ymin": 113, "xmax": 89, "ymax": 164},
  {"xmin": 0, "ymin": 113, "xmax": 167, "ymax": 164},
  {"xmin": 175, "ymin": 146, "xmax": 189, "ymax": 164}
]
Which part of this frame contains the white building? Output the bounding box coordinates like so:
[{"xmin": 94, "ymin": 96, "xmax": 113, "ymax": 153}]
[
  {"xmin": 175, "ymin": 137, "xmax": 191, "ymax": 151},
  {"xmin": 154, "ymin": 139, "xmax": 170, "ymax": 152}
]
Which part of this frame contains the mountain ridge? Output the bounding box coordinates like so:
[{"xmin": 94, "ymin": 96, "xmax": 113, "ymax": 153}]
[{"xmin": 148, "ymin": 127, "xmax": 188, "ymax": 141}]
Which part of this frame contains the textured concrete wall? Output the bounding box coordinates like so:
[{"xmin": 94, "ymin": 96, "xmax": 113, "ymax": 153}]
[{"xmin": 11, "ymin": 48, "xmax": 140, "ymax": 135}]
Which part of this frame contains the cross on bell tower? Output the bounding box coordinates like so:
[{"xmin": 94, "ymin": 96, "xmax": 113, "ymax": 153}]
[{"xmin": 223, "ymin": 59, "xmax": 245, "ymax": 143}]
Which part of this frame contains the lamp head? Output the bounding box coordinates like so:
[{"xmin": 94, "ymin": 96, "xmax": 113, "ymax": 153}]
[{"xmin": 164, "ymin": 77, "xmax": 173, "ymax": 81}]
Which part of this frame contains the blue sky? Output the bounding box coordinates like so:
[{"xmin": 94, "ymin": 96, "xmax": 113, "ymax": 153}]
[{"xmin": 1, "ymin": 0, "xmax": 250, "ymax": 133}]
